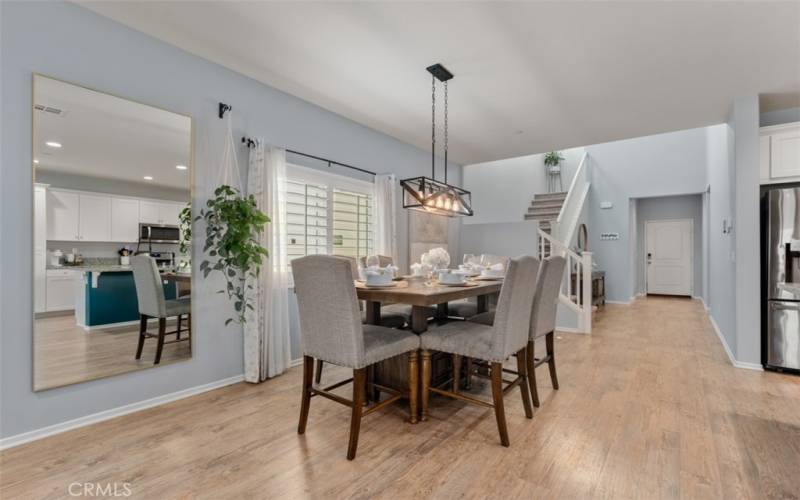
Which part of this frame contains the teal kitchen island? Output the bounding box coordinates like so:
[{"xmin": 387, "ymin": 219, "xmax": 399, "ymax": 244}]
[{"xmin": 70, "ymin": 266, "xmax": 177, "ymax": 329}]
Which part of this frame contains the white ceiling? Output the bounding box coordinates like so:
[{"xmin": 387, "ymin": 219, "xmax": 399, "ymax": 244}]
[
  {"xmin": 34, "ymin": 75, "xmax": 192, "ymax": 189},
  {"xmin": 78, "ymin": 1, "xmax": 800, "ymax": 165}
]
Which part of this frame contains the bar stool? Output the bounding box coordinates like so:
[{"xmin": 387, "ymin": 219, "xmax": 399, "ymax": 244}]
[
  {"xmin": 419, "ymin": 256, "xmax": 540, "ymax": 446},
  {"xmin": 131, "ymin": 255, "xmax": 191, "ymax": 364},
  {"xmin": 292, "ymin": 255, "xmax": 421, "ymax": 460},
  {"xmin": 470, "ymin": 256, "xmax": 566, "ymax": 406}
]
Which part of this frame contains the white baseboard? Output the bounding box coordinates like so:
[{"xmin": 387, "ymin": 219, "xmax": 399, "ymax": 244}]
[
  {"xmin": 555, "ymin": 326, "xmax": 586, "ymax": 334},
  {"xmin": 290, "ymin": 358, "xmax": 303, "ymax": 367},
  {"xmin": 605, "ymin": 300, "xmax": 631, "ymax": 305},
  {"xmin": 0, "ymin": 374, "xmax": 244, "ymax": 451},
  {"xmin": 707, "ymin": 315, "xmax": 763, "ymax": 372}
]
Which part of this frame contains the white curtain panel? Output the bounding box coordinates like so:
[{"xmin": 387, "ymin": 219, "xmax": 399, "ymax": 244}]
[
  {"xmin": 373, "ymin": 174, "xmax": 398, "ymax": 261},
  {"xmin": 244, "ymin": 142, "xmax": 292, "ymax": 382}
]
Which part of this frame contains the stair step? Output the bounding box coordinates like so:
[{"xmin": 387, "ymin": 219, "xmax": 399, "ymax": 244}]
[
  {"xmin": 530, "ymin": 200, "xmax": 564, "ymax": 209},
  {"xmin": 524, "ymin": 213, "xmax": 557, "ymax": 221},
  {"xmin": 534, "ymin": 192, "xmax": 568, "ymax": 201},
  {"xmin": 527, "ymin": 207, "xmax": 561, "ymax": 216}
]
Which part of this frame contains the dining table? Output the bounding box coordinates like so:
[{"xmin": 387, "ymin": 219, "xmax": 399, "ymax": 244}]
[{"xmin": 355, "ymin": 277, "xmax": 503, "ymax": 400}]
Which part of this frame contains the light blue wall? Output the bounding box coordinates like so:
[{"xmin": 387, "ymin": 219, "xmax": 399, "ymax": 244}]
[
  {"xmin": 731, "ymin": 96, "xmax": 761, "ymax": 366},
  {"xmin": 462, "ymin": 148, "xmax": 585, "ymax": 225},
  {"xmin": 0, "ymin": 1, "xmax": 460, "ymax": 440},
  {"xmin": 760, "ymin": 106, "xmax": 800, "ymax": 127},
  {"xmin": 635, "ymin": 194, "xmax": 704, "ymax": 298},
  {"xmin": 705, "ymin": 124, "xmax": 737, "ymax": 354},
  {"xmin": 585, "ymin": 127, "xmax": 708, "ymax": 302}
]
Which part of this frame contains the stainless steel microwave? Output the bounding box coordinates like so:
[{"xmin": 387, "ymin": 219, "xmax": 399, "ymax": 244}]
[{"xmin": 139, "ymin": 223, "xmax": 180, "ymax": 244}]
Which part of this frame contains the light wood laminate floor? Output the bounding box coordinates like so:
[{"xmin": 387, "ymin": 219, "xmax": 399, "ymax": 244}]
[
  {"xmin": 34, "ymin": 313, "xmax": 191, "ymax": 390},
  {"xmin": 4, "ymin": 297, "xmax": 799, "ymax": 499}
]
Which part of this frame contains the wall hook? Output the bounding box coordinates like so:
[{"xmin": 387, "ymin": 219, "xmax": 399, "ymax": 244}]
[{"xmin": 219, "ymin": 102, "xmax": 231, "ymax": 119}]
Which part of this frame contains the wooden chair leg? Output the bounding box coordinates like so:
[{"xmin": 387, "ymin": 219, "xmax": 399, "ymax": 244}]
[
  {"xmin": 188, "ymin": 313, "xmax": 192, "ymax": 352},
  {"xmin": 315, "ymin": 359, "xmax": 324, "ymax": 385},
  {"xmin": 135, "ymin": 314, "xmax": 147, "ymax": 359},
  {"xmin": 527, "ymin": 339, "xmax": 540, "ymax": 407},
  {"xmin": 546, "ymin": 332, "xmax": 559, "ymax": 390},
  {"xmin": 490, "ymin": 362, "xmax": 510, "ymax": 447},
  {"xmin": 408, "ymin": 351, "xmax": 418, "ymax": 424},
  {"xmin": 154, "ymin": 318, "xmax": 166, "ymax": 364},
  {"xmin": 421, "ymin": 350, "xmax": 431, "ymax": 421},
  {"xmin": 516, "ymin": 347, "xmax": 534, "ymax": 418},
  {"xmin": 453, "ymin": 354, "xmax": 461, "ymax": 392},
  {"xmin": 298, "ymin": 356, "xmax": 313, "ymax": 434},
  {"xmin": 347, "ymin": 368, "xmax": 366, "ymax": 460},
  {"xmin": 465, "ymin": 357, "xmax": 473, "ymax": 389},
  {"xmin": 176, "ymin": 314, "xmax": 182, "ymax": 340}
]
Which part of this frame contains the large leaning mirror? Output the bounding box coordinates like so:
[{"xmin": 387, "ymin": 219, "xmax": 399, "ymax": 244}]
[{"xmin": 33, "ymin": 75, "xmax": 193, "ymax": 391}]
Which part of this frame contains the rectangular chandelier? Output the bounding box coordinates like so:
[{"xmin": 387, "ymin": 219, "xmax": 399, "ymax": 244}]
[
  {"xmin": 401, "ymin": 176, "xmax": 473, "ymax": 217},
  {"xmin": 400, "ymin": 63, "xmax": 473, "ymax": 217}
]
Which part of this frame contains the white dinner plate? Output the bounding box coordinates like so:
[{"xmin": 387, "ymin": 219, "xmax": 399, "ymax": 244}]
[
  {"xmin": 473, "ymin": 276, "xmax": 504, "ymax": 281},
  {"xmin": 440, "ymin": 282, "xmax": 479, "ymax": 287},
  {"xmin": 361, "ymin": 282, "xmax": 398, "ymax": 289}
]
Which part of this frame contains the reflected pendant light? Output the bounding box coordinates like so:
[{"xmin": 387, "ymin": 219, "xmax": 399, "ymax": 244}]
[{"xmin": 401, "ymin": 64, "xmax": 473, "ymax": 217}]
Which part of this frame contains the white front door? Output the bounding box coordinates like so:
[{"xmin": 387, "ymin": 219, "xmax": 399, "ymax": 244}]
[{"xmin": 646, "ymin": 219, "xmax": 693, "ymax": 296}]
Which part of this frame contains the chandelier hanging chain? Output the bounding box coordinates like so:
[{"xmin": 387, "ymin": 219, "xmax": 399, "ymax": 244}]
[
  {"xmin": 431, "ymin": 74, "xmax": 436, "ymax": 180},
  {"xmin": 444, "ymin": 80, "xmax": 448, "ymax": 184}
]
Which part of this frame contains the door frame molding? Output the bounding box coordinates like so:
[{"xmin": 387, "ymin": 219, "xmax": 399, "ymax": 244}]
[{"xmin": 644, "ymin": 217, "xmax": 694, "ymax": 296}]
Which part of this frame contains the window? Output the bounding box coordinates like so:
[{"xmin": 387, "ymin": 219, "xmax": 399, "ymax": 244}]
[
  {"xmin": 285, "ymin": 165, "xmax": 374, "ymax": 264},
  {"xmin": 332, "ymin": 189, "xmax": 373, "ymax": 259}
]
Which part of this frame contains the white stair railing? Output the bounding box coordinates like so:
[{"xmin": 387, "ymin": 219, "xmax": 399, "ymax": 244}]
[
  {"xmin": 536, "ymin": 229, "xmax": 593, "ymax": 334},
  {"xmin": 551, "ymin": 152, "xmax": 591, "ymax": 245},
  {"xmin": 536, "ymin": 151, "xmax": 593, "ymax": 333}
]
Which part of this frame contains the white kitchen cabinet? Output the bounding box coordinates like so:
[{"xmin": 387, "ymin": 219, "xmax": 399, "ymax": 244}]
[
  {"xmin": 78, "ymin": 194, "xmax": 112, "ymax": 241},
  {"xmin": 34, "ymin": 185, "xmax": 48, "ymax": 313},
  {"xmin": 46, "ymin": 270, "xmax": 77, "ymax": 312},
  {"xmin": 47, "ymin": 190, "xmax": 80, "ymax": 241},
  {"xmin": 760, "ymin": 122, "xmax": 800, "ymax": 184},
  {"xmin": 139, "ymin": 200, "xmax": 161, "ymax": 224},
  {"xmin": 140, "ymin": 200, "xmax": 183, "ymax": 226},
  {"xmin": 111, "ymin": 197, "xmax": 140, "ymax": 242}
]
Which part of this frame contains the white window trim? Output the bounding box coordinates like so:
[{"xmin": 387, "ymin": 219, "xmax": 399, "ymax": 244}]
[{"xmin": 287, "ymin": 163, "xmax": 374, "ymax": 197}]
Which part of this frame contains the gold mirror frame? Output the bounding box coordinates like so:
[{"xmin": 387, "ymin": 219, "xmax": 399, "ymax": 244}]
[{"xmin": 31, "ymin": 73, "xmax": 195, "ymax": 391}]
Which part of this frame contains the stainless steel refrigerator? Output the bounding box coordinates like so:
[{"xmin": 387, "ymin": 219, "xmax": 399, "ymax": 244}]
[{"xmin": 763, "ymin": 186, "xmax": 800, "ymax": 372}]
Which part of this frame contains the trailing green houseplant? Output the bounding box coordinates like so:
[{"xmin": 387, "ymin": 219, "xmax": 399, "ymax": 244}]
[{"xmin": 197, "ymin": 185, "xmax": 270, "ymax": 325}]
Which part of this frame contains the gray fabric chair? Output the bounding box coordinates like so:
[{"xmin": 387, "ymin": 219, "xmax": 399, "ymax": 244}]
[
  {"xmin": 315, "ymin": 255, "xmax": 407, "ymax": 385},
  {"xmin": 292, "ymin": 255, "xmax": 421, "ymax": 460},
  {"xmin": 131, "ymin": 255, "xmax": 191, "ymax": 364},
  {"xmin": 419, "ymin": 256, "xmax": 540, "ymax": 447},
  {"xmin": 467, "ymin": 256, "xmax": 567, "ymax": 407},
  {"xmin": 447, "ymin": 256, "xmax": 508, "ymax": 319}
]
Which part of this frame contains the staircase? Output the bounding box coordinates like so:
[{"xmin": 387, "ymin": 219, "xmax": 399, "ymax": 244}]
[{"xmin": 523, "ymin": 191, "xmax": 568, "ymax": 235}]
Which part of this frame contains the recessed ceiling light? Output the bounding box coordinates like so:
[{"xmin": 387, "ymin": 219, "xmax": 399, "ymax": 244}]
[
  {"xmin": 143, "ymin": 176, "xmax": 154, "ymax": 181},
  {"xmin": 175, "ymin": 165, "xmax": 187, "ymax": 170},
  {"xmin": 33, "ymin": 159, "xmax": 39, "ymax": 164},
  {"xmin": 45, "ymin": 141, "xmax": 62, "ymax": 148}
]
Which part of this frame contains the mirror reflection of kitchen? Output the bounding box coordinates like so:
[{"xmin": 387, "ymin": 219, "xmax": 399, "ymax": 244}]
[{"xmin": 33, "ymin": 75, "xmax": 193, "ymax": 391}]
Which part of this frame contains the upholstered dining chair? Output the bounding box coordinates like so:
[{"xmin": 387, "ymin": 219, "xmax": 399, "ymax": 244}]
[
  {"xmin": 131, "ymin": 255, "xmax": 191, "ymax": 364},
  {"xmin": 359, "ymin": 255, "xmax": 394, "ymax": 268},
  {"xmin": 448, "ymin": 255, "xmax": 509, "ymax": 319},
  {"xmin": 315, "ymin": 255, "xmax": 408, "ymax": 385},
  {"xmin": 419, "ymin": 256, "xmax": 540, "ymax": 447},
  {"xmin": 470, "ymin": 255, "xmax": 567, "ymax": 407},
  {"xmin": 292, "ymin": 255, "xmax": 421, "ymax": 460}
]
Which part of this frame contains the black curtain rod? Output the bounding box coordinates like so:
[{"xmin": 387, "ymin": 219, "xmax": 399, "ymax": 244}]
[{"xmin": 241, "ymin": 137, "xmax": 376, "ymax": 177}]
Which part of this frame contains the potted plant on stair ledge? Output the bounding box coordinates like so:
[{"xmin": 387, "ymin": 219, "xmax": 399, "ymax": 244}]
[{"xmin": 544, "ymin": 151, "xmax": 565, "ymax": 193}]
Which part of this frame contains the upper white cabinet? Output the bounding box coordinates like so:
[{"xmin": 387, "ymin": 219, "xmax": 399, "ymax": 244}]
[
  {"xmin": 111, "ymin": 197, "xmax": 140, "ymax": 242},
  {"xmin": 78, "ymin": 194, "xmax": 112, "ymax": 241},
  {"xmin": 760, "ymin": 122, "xmax": 800, "ymax": 184},
  {"xmin": 46, "ymin": 187, "xmax": 185, "ymax": 242},
  {"xmin": 140, "ymin": 200, "xmax": 183, "ymax": 226},
  {"xmin": 47, "ymin": 190, "xmax": 80, "ymax": 241},
  {"xmin": 34, "ymin": 185, "xmax": 48, "ymax": 313}
]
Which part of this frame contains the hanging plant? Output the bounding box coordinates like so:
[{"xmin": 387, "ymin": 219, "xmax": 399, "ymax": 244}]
[
  {"xmin": 179, "ymin": 204, "xmax": 192, "ymax": 256},
  {"xmin": 197, "ymin": 185, "xmax": 270, "ymax": 325}
]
